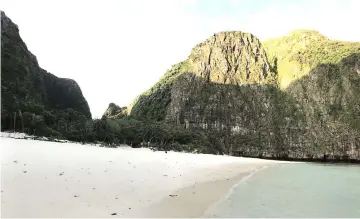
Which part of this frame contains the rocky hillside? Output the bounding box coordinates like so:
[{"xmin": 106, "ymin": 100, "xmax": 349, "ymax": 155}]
[
  {"xmin": 129, "ymin": 31, "xmax": 277, "ymax": 121},
  {"xmin": 1, "ymin": 11, "xmax": 91, "ymax": 139},
  {"xmin": 263, "ymin": 30, "xmax": 360, "ymax": 89},
  {"xmin": 129, "ymin": 30, "xmax": 360, "ymax": 161}
]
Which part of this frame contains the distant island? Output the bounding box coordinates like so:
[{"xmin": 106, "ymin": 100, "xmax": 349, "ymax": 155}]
[{"xmin": 2, "ymin": 11, "xmax": 360, "ymax": 162}]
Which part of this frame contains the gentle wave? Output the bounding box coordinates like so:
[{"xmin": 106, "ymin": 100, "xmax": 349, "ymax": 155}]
[{"xmin": 201, "ymin": 164, "xmax": 274, "ymax": 218}]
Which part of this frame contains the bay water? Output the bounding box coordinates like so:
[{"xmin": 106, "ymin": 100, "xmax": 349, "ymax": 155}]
[{"xmin": 206, "ymin": 163, "xmax": 360, "ymax": 218}]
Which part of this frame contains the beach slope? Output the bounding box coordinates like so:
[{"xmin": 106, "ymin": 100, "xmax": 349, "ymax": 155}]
[{"xmin": 1, "ymin": 134, "xmax": 282, "ymax": 217}]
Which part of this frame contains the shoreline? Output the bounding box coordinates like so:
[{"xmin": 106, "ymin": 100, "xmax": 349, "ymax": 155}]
[
  {"xmin": 200, "ymin": 164, "xmax": 272, "ymax": 218},
  {"xmin": 143, "ymin": 162, "xmax": 279, "ymax": 218}
]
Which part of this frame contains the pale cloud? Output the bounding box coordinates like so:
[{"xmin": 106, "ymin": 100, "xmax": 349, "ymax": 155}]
[
  {"xmin": 1, "ymin": 0, "xmax": 358, "ymax": 118},
  {"xmin": 243, "ymin": 0, "xmax": 360, "ymax": 41},
  {"xmin": 181, "ymin": 0, "xmax": 199, "ymax": 8}
]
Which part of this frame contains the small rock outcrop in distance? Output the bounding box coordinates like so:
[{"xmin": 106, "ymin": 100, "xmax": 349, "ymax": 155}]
[{"xmin": 102, "ymin": 103, "xmax": 128, "ymax": 119}]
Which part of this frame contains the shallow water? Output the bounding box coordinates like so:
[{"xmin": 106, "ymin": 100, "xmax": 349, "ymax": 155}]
[{"xmin": 208, "ymin": 163, "xmax": 360, "ymax": 218}]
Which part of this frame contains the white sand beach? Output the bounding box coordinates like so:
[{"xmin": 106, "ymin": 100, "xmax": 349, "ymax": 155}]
[{"xmin": 1, "ymin": 133, "xmax": 285, "ymax": 218}]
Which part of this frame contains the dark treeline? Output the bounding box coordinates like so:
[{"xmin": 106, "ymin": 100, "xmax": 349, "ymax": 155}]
[
  {"xmin": 1, "ymin": 110, "xmax": 230, "ymax": 155},
  {"xmin": 2, "ymin": 108, "xmax": 360, "ymax": 164}
]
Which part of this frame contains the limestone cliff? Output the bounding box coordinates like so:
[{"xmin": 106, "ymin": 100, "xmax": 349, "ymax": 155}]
[
  {"xmin": 1, "ymin": 11, "xmax": 91, "ymax": 137},
  {"xmin": 130, "ymin": 31, "xmax": 277, "ymax": 121},
  {"xmin": 187, "ymin": 32, "xmax": 275, "ymax": 85},
  {"xmin": 130, "ymin": 30, "xmax": 360, "ymax": 161}
]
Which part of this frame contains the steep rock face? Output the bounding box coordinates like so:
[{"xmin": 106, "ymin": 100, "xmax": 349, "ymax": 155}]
[
  {"xmin": 43, "ymin": 73, "xmax": 91, "ymax": 118},
  {"xmin": 285, "ymin": 54, "xmax": 360, "ymax": 159},
  {"xmin": 1, "ymin": 11, "xmax": 91, "ymax": 136},
  {"xmin": 166, "ymin": 72, "xmax": 304, "ymax": 158},
  {"xmin": 187, "ymin": 32, "xmax": 275, "ymax": 85},
  {"xmin": 130, "ymin": 30, "xmax": 360, "ymax": 161},
  {"xmin": 102, "ymin": 103, "xmax": 127, "ymax": 119}
]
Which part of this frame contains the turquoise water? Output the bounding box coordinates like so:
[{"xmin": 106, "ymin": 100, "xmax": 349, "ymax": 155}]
[{"xmin": 209, "ymin": 163, "xmax": 360, "ymax": 218}]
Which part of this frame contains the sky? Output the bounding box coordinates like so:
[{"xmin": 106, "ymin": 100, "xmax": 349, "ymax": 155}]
[{"xmin": 1, "ymin": 0, "xmax": 359, "ymax": 118}]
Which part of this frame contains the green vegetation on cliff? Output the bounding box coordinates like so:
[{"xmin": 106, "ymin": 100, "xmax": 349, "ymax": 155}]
[
  {"xmin": 263, "ymin": 30, "xmax": 360, "ymax": 89},
  {"xmin": 129, "ymin": 61, "xmax": 192, "ymax": 121}
]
